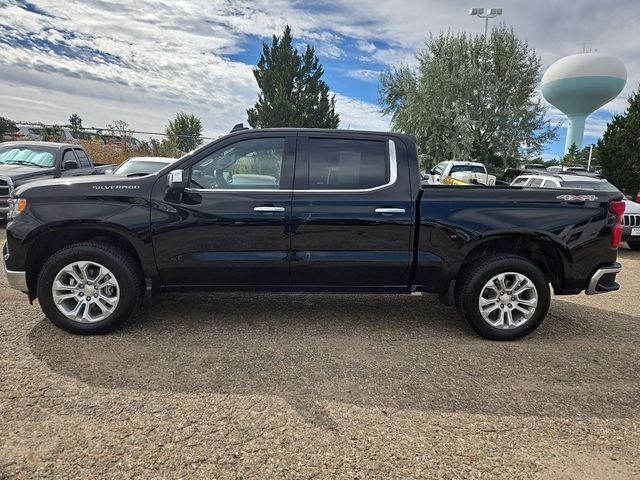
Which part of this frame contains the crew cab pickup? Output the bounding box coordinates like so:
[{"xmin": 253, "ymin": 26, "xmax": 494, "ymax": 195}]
[
  {"xmin": 3, "ymin": 129, "xmax": 625, "ymax": 340},
  {"xmin": 0, "ymin": 141, "xmax": 111, "ymax": 216}
]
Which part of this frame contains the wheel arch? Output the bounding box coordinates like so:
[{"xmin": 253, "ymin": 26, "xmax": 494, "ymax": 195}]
[
  {"xmin": 459, "ymin": 234, "xmax": 567, "ymax": 291},
  {"xmin": 24, "ymin": 224, "xmax": 153, "ymax": 298}
]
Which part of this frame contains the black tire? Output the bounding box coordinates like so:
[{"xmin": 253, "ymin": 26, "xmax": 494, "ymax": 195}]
[
  {"xmin": 627, "ymin": 240, "xmax": 640, "ymax": 251},
  {"xmin": 455, "ymin": 256, "xmax": 550, "ymax": 340},
  {"xmin": 37, "ymin": 242, "xmax": 143, "ymax": 334}
]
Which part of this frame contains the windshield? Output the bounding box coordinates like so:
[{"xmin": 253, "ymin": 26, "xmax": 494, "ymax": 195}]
[
  {"xmin": 0, "ymin": 146, "xmax": 56, "ymax": 168},
  {"xmin": 450, "ymin": 165, "xmax": 486, "ymax": 174},
  {"xmin": 560, "ymin": 180, "xmax": 620, "ymax": 192},
  {"xmin": 113, "ymin": 160, "xmax": 170, "ymax": 176}
]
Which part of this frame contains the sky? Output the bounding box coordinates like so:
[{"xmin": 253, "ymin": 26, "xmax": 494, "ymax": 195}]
[{"xmin": 0, "ymin": 0, "xmax": 638, "ymax": 160}]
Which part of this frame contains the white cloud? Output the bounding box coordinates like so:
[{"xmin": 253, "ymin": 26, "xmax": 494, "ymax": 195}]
[
  {"xmin": 333, "ymin": 93, "xmax": 389, "ymax": 131},
  {"xmin": 345, "ymin": 69, "xmax": 382, "ymax": 83},
  {"xmin": 1, "ymin": 0, "xmax": 639, "ymax": 143}
]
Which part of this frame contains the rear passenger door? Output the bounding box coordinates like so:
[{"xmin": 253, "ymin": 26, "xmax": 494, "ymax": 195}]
[{"xmin": 289, "ymin": 134, "xmax": 414, "ymax": 288}]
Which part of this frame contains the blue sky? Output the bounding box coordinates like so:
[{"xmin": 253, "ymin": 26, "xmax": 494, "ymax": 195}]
[{"xmin": 1, "ymin": 0, "xmax": 638, "ymax": 160}]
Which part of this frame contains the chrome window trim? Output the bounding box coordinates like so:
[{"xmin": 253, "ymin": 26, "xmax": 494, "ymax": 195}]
[{"xmin": 185, "ymin": 139, "xmax": 398, "ymax": 194}]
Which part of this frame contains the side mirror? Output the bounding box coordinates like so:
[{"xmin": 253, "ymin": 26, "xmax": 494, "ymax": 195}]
[
  {"xmin": 105, "ymin": 169, "xmax": 114, "ymax": 175},
  {"xmin": 167, "ymin": 169, "xmax": 188, "ymax": 191},
  {"xmin": 64, "ymin": 160, "xmax": 79, "ymax": 170}
]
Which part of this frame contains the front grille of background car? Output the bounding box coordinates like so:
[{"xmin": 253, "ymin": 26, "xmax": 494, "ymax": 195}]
[
  {"xmin": 623, "ymin": 214, "xmax": 640, "ymax": 227},
  {"xmin": 0, "ymin": 179, "xmax": 10, "ymax": 197}
]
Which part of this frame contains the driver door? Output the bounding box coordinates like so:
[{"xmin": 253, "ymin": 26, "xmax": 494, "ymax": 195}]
[{"xmin": 150, "ymin": 133, "xmax": 296, "ymax": 286}]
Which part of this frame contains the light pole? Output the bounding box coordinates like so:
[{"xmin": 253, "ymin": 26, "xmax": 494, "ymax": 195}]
[
  {"xmin": 587, "ymin": 144, "xmax": 595, "ymax": 171},
  {"xmin": 469, "ymin": 8, "xmax": 503, "ymax": 37}
]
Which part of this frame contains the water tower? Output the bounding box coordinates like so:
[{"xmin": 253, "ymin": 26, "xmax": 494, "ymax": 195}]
[{"xmin": 541, "ymin": 53, "xmax": 626, "ymax": 153}]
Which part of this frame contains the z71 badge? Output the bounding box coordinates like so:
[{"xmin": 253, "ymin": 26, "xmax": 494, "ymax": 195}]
[
  {"xmin": 556, "ymin": 194, "xmax": 598, "ymax": 201},
  {"xmin": 92, "ymin": 185, "xmax": 141, "ymax": 190}
]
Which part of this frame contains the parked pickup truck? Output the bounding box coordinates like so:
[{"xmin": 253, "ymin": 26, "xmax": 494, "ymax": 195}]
[
  {"xmin": 0, "ymin": 141, "xmax": 112, "ymax": 216},
  {"xmin": 3, "ymin": 129, "xmax": 625, "ymax": 340}
]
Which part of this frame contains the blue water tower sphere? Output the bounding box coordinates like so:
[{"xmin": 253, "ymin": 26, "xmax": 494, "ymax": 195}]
[{"xmin": 541, "ymin": 53, "xmax": 626, "ymax": 153}]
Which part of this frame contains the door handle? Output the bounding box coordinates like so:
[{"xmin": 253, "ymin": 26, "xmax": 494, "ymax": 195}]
[
  {"xmin": 374, "ymin": 207, "xmax": 405, "ymax": 214},
  {"xmin": 254, "ymin": 206, "xmax": 285, "ymax": 213}
]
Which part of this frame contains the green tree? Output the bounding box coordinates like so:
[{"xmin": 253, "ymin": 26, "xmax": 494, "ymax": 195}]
[
  {"xmin": 138, "ymin": 138, "xmax": 183, "ymax": 158},
  {"xmin": 380, "ymin": 25, "xmax": 557, "ymax": 170},
  {"xmin": 68, "ymin": 113, "xmax": 83, "ymax": 133},
  {"xmin": 598, "ymin": 89, "xmax": 640, "ymax": 194},
  {"xmin": 247, "ymin": 25, "xmax": 340, "ymax": 129},
  {"xmin": 562, "ymin": 143, "xmax": 583, "ymax": 167},
  {"xmin": 166, "ymin": 112, "xmax": 203, "ymax": 152},
  {"xmin": 0, "ymin": 117, "xmax": 17, "ymax": 141}
]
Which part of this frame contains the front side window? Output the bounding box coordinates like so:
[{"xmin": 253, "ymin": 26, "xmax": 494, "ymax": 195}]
[
  {"xmin": 62, "ymin": 150, "xmax": 78, "ymax": 167},
  {"xmin": 433, "ymin": 163, "xmax": 446, "ymax": 176},
  {"xmin": 308, "ymin": 138, "xmax": 388, "ymax": 190},
  {"xmin": 190, "ymin": 138, "xmax": 284, "ymax": 190}
]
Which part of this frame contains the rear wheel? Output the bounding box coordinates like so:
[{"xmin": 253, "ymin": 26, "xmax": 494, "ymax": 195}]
[
  {"xmin": 456, "ymin": 256, "xmax": 550, "ymax": 340},
  {"xmin": 37, "ymin": 242, "xmax": 143, "ymax": 334},
  {"xmin": 627, "ymin": 240, "xmax": 640, "ymax": 251}
]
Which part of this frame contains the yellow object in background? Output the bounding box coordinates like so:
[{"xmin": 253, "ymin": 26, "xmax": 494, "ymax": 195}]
[{"xmin": 442, "ymin": 176, "xmax": 469, "ymax": 186}]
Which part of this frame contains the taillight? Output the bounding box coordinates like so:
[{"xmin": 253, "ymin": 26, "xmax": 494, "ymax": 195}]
[
  {"xmin": 636, "ymin": 192, "xmax": 640, "ymax": 204},
  {"xmin": 609, "ymin": 200, "xmax": 625, "ymax": 248}
]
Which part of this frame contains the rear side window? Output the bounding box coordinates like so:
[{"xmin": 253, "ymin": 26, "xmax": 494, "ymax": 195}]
[
  {"xmin": 541, "ymin": 180, "xmax": 557, "ymax": 188},
  {"xmin": 529, "ymin": 178, "xmax": 543, "ymax": 187},
  {"xmin": 74, "ymin": 149, "xmax": 91, "ymax": 167},
  {"xmin": 308, "ymin": 138, "xmax": 388, "ymax": 190}
]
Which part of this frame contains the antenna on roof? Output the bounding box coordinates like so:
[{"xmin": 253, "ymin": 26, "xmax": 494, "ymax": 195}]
[{"xmin": 231, "ymin": 123, "xmax": 249, "ymax": 132}]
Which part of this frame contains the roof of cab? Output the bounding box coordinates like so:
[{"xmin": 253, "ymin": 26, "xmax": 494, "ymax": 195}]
[{"xmin": 0, "ymin": 141, "xmax": 79, "ymax": 149}]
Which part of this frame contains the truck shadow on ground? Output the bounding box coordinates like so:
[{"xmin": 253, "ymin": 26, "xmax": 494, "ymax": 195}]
[{"xmin": 29, "ymin": 293, "xmax": 639, "ymax": 426}]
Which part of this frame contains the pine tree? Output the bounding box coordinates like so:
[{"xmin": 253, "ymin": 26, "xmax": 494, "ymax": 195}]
[
  {"xmin": 562, "ymin": 143, "xmax": 583, "ymax": 167},
  {"xmin": 598, "ymin": 89, "xmax": 640, "ymax": 195},
  {"xmin": 247, "ymin": 26, "xmax": 340, "ymax": 129},
  {"xmin": 68, "ymin": 113, "xmax": 83, "ymax": 133}
]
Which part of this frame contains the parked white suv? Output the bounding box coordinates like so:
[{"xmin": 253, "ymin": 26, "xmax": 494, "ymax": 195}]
[{"xmin": 511, "ymin": 173, "xmax": 640, "ymax": 250}]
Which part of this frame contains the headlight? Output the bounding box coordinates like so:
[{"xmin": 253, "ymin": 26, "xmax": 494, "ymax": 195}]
[{"xmin": 8, "ymin": 198, "xmax": 27, "ymax": 221}]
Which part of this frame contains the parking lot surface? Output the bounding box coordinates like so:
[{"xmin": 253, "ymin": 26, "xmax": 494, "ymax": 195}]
[{"xmin": 1, "ymin": 227, "xmax": 639, "ymax": 479}]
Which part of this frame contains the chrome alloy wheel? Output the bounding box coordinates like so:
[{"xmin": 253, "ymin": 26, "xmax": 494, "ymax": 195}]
[
  {"xmin": 478, "ymin": 272, "xmax": 538, "ymax": 329},
  {"xmin": 52, "ymin": 261, "xmax": 120, "ymax": 323}
]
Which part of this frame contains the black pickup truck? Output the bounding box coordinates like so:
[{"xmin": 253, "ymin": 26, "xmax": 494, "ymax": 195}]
[
  {"xmin": 0, "ymin": 141, "xmax": 111, "ymax": 216},
  {"xmin": 3, "ymin": 129, "xmax": 625, "ymax": 340}
]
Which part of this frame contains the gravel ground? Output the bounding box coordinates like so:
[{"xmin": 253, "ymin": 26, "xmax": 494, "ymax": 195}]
[{"xmin": 1, "ymin": 228, "xmax": 639, "ymax": 479}]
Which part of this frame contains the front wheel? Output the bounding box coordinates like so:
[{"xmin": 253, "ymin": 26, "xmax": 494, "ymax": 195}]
[
  {"xmin": 627, "ymin": 240, "xmax": 640, "ymax": 251},
  {"xmin": 456, "ymin": 256, "xmax": 550, "ymax": 340},
  {"xmin": 37, "ymin": 242, "xmax": 143, "ymax": 334}
]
